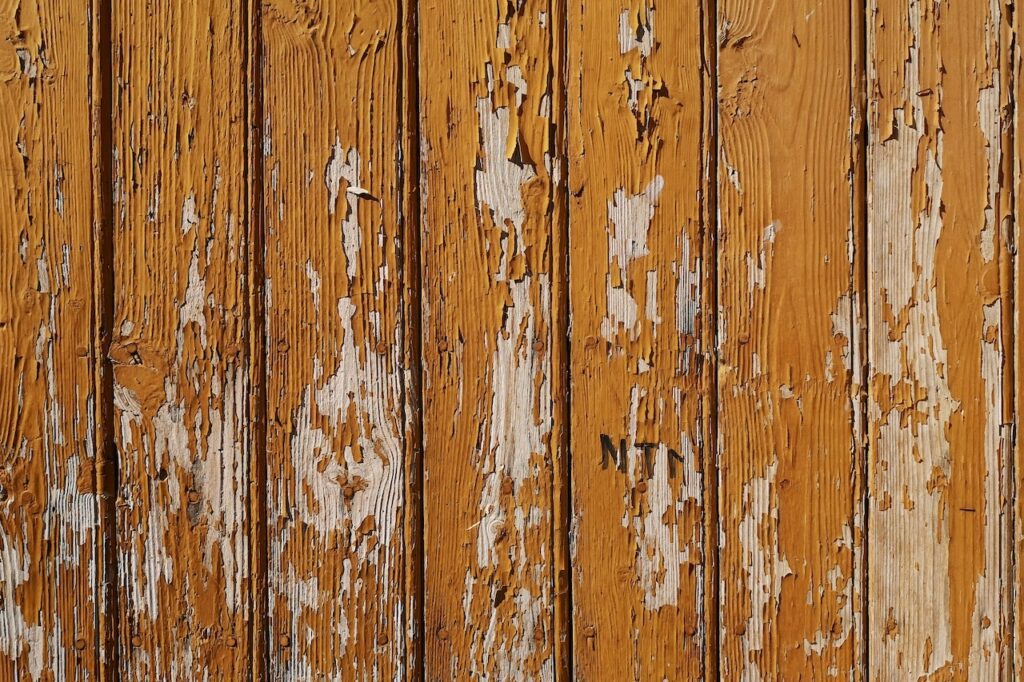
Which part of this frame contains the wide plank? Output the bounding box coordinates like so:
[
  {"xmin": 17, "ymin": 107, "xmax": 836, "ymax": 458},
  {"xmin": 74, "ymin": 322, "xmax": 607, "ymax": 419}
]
[
  {"xmin": 261, "ymin": 0, "xmax": 415, "ymax": 677},
  {"xmin": 868, "ymin": 0, "xmax": 1012, "ymax": 675},
  {"xmin": 418, "ymin": 0, "xmax": 565, "ymax": 676},
  {"xmin": 716, "ymin": 0, "xmax": 864, "ymax": 677},
  {"xmin": 566, "ymin": 1, "xmax": 715, "ymax": 678},
  {"xmin": 109, "ymin": 0, "xmax": 258, "ymax": 676}
]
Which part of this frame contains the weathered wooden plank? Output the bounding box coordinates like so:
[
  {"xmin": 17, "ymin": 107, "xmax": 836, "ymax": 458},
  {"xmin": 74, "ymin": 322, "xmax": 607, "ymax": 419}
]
[
  {"xmin": 0, "ymin": 2, "xmax": 102, "ymax": 677},
  {"xmin": 868, "ymin": 0, "xmax": 1012, "ymax": 676},
  {"xmin": 261, "ymin": 0, "xmax": 414, "ymax": 677},
  {"xmin": 716, "ymin": 1, "xmax": 863, "ymax": 677},
  {"xmin": 418, "ymin": 0, "xmax": 563, "ymax": 676},
  {"xmin": 566, "ymin": 1, "xmax": 714, "ymax": 678},
  {"xmin": 109, "ymin": 0, "xmax": 258, "ymax": 676}
]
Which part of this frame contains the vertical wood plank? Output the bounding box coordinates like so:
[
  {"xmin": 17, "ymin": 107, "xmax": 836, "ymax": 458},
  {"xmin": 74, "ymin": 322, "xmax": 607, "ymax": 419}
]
[
  {"xmin": 868, "ymin": 0, "xmax": 1012, "ymax": 676},
  {"xmin": 716, "ymin": 1, "xmax": 863, "ymax": 678},
  {"xmin": 418, "ymin": 0, "xmax": 563, "ymax": 676},
  {"xmin": 261, "ymin": 0, "xmax": 414, "ymax": 677},
  {"xmin": 566, "ymin": 1, "xmax": 714, "ymax": 678},
  {"xmin": 0, "ymin": 2, "xmax": 101, "ymax": 677},
  {"xmin": 110, "ymin": 1, "xmax": 257, "ymax": 676}
]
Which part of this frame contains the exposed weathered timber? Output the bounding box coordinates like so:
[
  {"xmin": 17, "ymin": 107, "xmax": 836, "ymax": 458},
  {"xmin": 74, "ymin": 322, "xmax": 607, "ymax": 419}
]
[
  {"xmin": 0, "ymin": 2, "xmax": 102, "ymax": 678},
  {"xmin": 261, "ymin": 0, "xmax": 414, "ymax": 677},
  {"xmin": 869, "ymin": 0, "xmax": 1012, "ymax": 676},
  {"xmin": 109, "ymin": 0, "xmax": 257, "ymax": 676},
  {"xmin": 418, "ymin": 0, "xmax": 564, "ymax": 676},
  {"xmin": 717, "ymin": 1, "xmax": 863, "ymax": 677},
  {"xmin": 566, "ymin": 1, "xmax": 714, "ymax": 678}
]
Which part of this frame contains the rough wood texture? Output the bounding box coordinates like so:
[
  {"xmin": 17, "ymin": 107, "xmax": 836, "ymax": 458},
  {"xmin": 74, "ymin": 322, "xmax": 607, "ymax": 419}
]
[
  {"xmin": 109, "ymin": 1, "xmax": 257, "ymax": 677},
  {"xmin": 868, "ymin": 0, "xmax": 1012, "ymax": 676},
  {"xmin": 11, "ymin": 2, "xmax": 1024, "ymax": 679},
  {"xmin": 418, "ymin": 0, "xmax": 564, "ymax": 677},
  {"xmin": 566, "ymin": 1, "xmax": 714, "ymax": 678},
  {"xmin": 0, "ymin": 2, "xmax": 101, "ymax": 678},
  {"xmin": 716, "ymin": 1, "xmax": 863, "ymax": 678},
  {"xmin": 261, "ymin": 0, "xmax": 414, "ymax": 677}
]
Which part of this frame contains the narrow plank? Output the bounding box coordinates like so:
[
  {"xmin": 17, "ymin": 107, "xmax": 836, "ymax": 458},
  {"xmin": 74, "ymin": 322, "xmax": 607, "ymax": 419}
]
[
  {"xmin": 261, "ymin": 0, "xmax": 413, "ymax": 677},
  {"xmin": 109, "ymin": 0, "xmax": 257, "ymax": 676},
  {"xmin": 566, "ymin": 1, "xmax": 714, "ymax": 678},
  {"xmin": 418, "ymin": 0, "xmax": 563, "ymax": 676},
  {"xmin": 0, "ymin": 2, "xmax": 101, "ymax": 677},
  {"xmin": 716, "ymin": 1, "xmax": 863, "ymax": 677},
  {"xmin": 868, "ymin": 0, "xmax": 1012, "ymax": 676}
]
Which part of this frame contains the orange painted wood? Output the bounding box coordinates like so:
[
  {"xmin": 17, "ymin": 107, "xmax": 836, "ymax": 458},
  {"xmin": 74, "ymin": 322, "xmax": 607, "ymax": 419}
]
[
  {"xmin": 868, "ymin": 0, "xmax": 1013, "ymax": 676},
  {"xmin": 8, "ymin": 3, "xmax": 1024, "ymax": 679},
  {"xmin": 716, "ymin": 1, "xmax": 864, "ymax": 678},
  {"xmin": 108, "ymin": 0, "xmax": 259, "ymax": 676},
  {"xmin": 0, "ymin": 2, "xmax": 103, "ymax": 677},
  {"xmin": 417, "ymin": 0, "xmax": 566, "ymax": 677},
  {"xmin": 261, "ymin": 0, "xmax": 416, "ymax": 677},
  {"xmin": 566, "ymin": 1, "xmax": 715, "ymax": 678}
]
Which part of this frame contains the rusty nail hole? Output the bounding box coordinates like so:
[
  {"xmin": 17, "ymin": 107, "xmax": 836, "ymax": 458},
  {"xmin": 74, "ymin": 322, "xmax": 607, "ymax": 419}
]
[
  {"xmin": 131, "ymin": 636, "xmax": 142, "ymax": 648},
  {"xmin": 226, "ymin": 636, "xmax": 237, "ymax": 647},
  {"xmin": 500, "ymin": 480, "xmax": 514, "ymax": 495},
  {"xmin": 636, "ymin": 480, "xmax": 648, "ymax": 493},
  {"xmin": 583, "ymin": 625, "xmax": 596, "ymax": 638},
  {"xmin": 74, "ymin": 638, "xmax": 87, "ymax": 651},
  {"xmin": 377, "ymin": 633, "xmax": 389, "ymax": 646},
  {"xmin": 279, "ymin": 635, "xmax": 291, "ymax": 648}
]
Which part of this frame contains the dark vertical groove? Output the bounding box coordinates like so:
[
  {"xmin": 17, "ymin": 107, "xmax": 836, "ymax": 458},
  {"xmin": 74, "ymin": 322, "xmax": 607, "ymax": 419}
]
[
  {"xmin": 852, "ymin": 0, "xmax": 870, "ymax": 675},
  {"xmin": 90, "ymin": 0, "xmax": 119, "ymax": 676},
  {"xmin": 550, "ymin": 0, "xmax": 574, "ymax": 676},
  {"xmin": 1004, "ymin": 3, "xmax": 1018, "ymax": 677},
  {"xmin": 243, "ymin": 0, "xmax": 270, "ymax": 677},
  {"xmin": 399, "ymin": 0, "xmax": 426, "ymax": 678},
  {"xmin": 703, "ymin": 0, "xmax": 721, "ymax": 676}
]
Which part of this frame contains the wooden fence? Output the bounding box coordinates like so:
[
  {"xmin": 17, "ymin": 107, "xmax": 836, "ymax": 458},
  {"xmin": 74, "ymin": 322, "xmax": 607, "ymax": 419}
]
[{"xmin": 0, "ymin": 0, "xmax": 1020, "ymax": 679}]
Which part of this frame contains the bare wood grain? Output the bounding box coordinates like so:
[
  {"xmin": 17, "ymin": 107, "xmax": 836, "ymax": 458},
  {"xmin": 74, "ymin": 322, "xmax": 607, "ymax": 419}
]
[
  {"xmin": 261, "ymin": 0, "xmax": 414, "ymax": 677},
  {"xmin": 0, "ymin": 1, "xmax": 102, "ymax": 677},
  {"xmin": 566, "ymin": 1, "xmax": 714, "ymax": 678},
  {"xmin": 418, "ymin": 0, "xmax": 564, "ymax": 676},
  {"xmin": 109, "ymin": 1, "xmax": 258, "ymax": 676},
  {"xmin": 869, "ymin": 0, "xmax": 1013, "ymax": 676},
  {"xmin": 716, "ymin": 1, "xmax": 864, "ymax": 677}
]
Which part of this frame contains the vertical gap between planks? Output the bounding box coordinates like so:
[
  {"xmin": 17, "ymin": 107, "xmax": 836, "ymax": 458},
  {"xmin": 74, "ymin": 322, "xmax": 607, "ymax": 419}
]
[
  {"xmin": 245, "ymin": 0, "xmax": 270, "ymax": 677},
  {"xmin": 701, "ymin": 0, "xmax": 721, "ymax": 677},
  {"xmin": 550, "ymin": 0, "xmax": 574, "ymax": 675},
  {"xmin": 851, "ymin": 0, "xmax": 870, "ymax": 676},
  {"xmin": 90, "ymin": 0, "xmax": 120, "ymax": 675},
  {"xmin": 1007, "ymin": 1, "xmax": 1019, "ymax": 676},
  {"xmin": 401, "ymin": 0, "xmax": 426, "ymax": 678}
]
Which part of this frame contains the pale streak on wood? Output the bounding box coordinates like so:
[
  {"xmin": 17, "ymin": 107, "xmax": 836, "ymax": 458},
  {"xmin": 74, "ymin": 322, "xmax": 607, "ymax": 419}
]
[
  {"xmin": 868, "ymin": 0, "xmax": 1010, "ymax": 676},
  {"xmin": 0, "ymin": 2, "xmax": 101, "ymax": 678},
  {"xmin": 419, "ymin": 0, "xmax": 560, "ymax": 677},
  {"xmin": 109, "ymin": 1, "xmax": 255, "ymax": 676},
  {"xmin": 717, "ymin": 0, "xmax": 861, "ymax": 678},
  {"xmin": 261, "ymin": 0, "xmax": 411, "ymax": 677},
  {"xmin": 568, "ymin": 0, "xmax": 712, "ymax": 677}
]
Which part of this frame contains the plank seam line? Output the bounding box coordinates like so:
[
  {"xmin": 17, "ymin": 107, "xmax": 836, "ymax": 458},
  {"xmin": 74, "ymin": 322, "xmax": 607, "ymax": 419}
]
[
  {"xmin": 402, "ymin": 0, "xmax": 427, "ymax": 677},
  {"xmin": 244, "ymin": 0, "xmax": 270, "ymax": 676},
  {"xmin": 852, "ymin": 0, "xmax": 870, "ymax": 676},
  {"xmin": 702, "ymin": 0, "xmax": 722, "ymax": 675},
  {"xmin": 89, "ymin": 0, "xmax": 120, "ymax": 675},
  {"xmin": 551, "ymin": 0, "xmax": 574, "ymax": 675}
]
